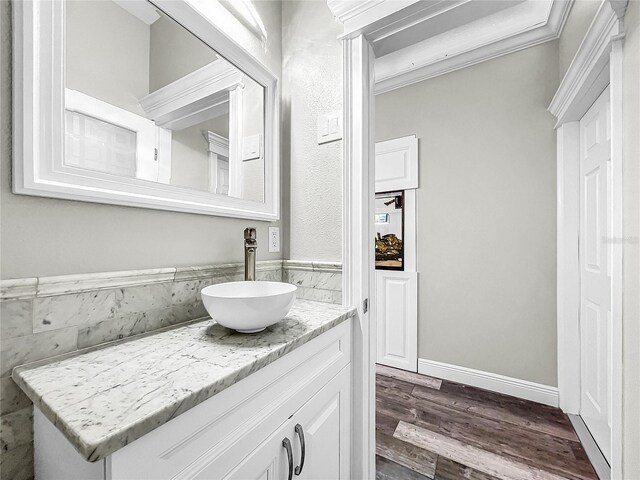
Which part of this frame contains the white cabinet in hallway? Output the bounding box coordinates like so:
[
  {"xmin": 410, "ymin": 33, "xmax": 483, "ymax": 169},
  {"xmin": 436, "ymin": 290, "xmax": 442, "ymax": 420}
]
[
  {"xmin": 376, "ymin": 270, "xmax": 418, "ymax": 372},
  {"xmin": 375, "ymin": 135, "xmax": 419, "ymax": 373}
]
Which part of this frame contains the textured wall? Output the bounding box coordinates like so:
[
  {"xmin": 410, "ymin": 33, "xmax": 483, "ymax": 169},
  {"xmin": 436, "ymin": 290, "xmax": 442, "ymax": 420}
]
[
  {"xmin": 558, "ymin": 0, "xmax": 601, "ymax": 80},
  {"xmin": 0, "ymin": 0, "xmax": 283, "ymax": 279},
  {"xmin": 376, "ymin": 42, "xmax": 559, "ymax": 387},
  {"xmin": 281, "ymin": 1, "xmax": 343, "ymax": 262},
  {"xmin": 622, "ymin": 0, "xmax": 640, "ymax": 476}
]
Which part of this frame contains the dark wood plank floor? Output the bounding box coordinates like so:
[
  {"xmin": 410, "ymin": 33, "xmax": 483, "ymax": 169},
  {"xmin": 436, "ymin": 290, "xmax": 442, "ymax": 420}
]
[{"xmin": 375, "ymin": 365, "xmax": 599, "ymax": 480}]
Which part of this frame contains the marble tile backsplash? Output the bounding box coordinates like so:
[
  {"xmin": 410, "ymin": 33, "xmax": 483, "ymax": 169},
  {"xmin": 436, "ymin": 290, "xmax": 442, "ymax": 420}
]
[
  {"xmin": 0, "ymin": 259, "xmax": 341, "ymax": 480},
  {"xmin": 282, "ymin": 260, "xmax": 343, "ymax": 304},
  {"xmin": 0, "ymin": 261, "xmax": 283, "ymax": 480}
]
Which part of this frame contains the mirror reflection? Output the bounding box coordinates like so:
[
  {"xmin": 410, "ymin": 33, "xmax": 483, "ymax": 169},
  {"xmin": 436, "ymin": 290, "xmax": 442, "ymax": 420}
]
[{"xmin": 64, "ymin": 0, "xmax": 265, "ymax": 202}]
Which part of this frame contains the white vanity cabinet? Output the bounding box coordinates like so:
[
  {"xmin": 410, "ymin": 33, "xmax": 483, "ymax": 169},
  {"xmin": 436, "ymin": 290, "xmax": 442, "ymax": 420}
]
[
  {"xmin": 216, "ymin": 367, "xmax": 349, "ymax": 480},
  {"xmin": 34, "ymin": 320, "xmax": 352, "ymax": 480}
]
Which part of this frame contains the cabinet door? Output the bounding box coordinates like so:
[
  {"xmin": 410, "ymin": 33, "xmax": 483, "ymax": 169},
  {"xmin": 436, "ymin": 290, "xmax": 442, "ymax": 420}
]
[
  {"xmin": 376, "ymin": 270, "xmax": 418, "ymax": 372},
  {"xmin": 291, "ymin": 367, "xmax": 350, "ymax": 480},
  {"xmin": 193, "ymin": 421, "xmax": 292, "ymax": 480}
]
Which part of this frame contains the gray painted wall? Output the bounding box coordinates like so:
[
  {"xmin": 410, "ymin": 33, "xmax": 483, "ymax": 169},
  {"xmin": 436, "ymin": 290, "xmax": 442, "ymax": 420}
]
[
  {"xmin": 281, "ymin": 1, "xmax": 343, "ymax": 262},
  {"xmin": 0, "ymin": 0, "xmax": 282, "ymax": 279},
  {"xmin": 376, "ymin": 41, "xmax": 559, "ymax": 387},
  {"xmin": 149, "ymin": 12, "xmax": 217, "ymax": 92},
  {"xmin": 558, "ymin": 0, "xmax": 601, "ymax": 80},
  {"xmin": 66, "ymin": 0, "xmax": 150, "ymax": 116},
  {"xmin": 622, "ymin": 0, "xmax": 640, "ymax": 476}
]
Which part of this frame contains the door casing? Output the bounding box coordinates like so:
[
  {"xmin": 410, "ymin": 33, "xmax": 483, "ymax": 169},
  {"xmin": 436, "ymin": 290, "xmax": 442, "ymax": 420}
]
[{"xmin": 550, "ymin": 3, "xmax": 624, "ymax": 476}]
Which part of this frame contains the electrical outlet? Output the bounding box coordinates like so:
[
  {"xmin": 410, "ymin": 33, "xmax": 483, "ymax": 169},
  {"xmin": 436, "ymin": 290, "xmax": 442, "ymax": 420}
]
[{"xmin": 268, "ymin": 227, "xmax": 280, "ymax": 253}]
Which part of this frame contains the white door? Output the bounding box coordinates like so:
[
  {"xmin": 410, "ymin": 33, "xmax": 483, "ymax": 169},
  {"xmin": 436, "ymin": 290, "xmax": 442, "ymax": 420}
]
[
  {"xmin": 375, "ymin": 136, "xmax": 418, "ymax": 372},
  {"xmin": 376, "ymin": 270, "xmax": 418, "ymax": 371},
  {"xmin": 579, "ymin": 86, "xmax": 612, "ymax": 461}
]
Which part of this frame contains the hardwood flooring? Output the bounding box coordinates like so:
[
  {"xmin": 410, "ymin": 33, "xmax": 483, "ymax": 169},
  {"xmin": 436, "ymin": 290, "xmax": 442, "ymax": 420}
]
[{"xmin": 375, "ymin": 365, "xmax": 599, "ymax": 480}]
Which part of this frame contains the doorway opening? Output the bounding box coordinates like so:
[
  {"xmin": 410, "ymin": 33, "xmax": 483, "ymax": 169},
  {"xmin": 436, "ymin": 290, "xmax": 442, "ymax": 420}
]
[{"xmin": 340, "ymin": 4, "xmax": 625, "ymax": 478}]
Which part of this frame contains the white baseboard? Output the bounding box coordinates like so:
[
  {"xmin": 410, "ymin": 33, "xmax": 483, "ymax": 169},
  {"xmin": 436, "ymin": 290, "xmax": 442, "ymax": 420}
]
[{"xmin": 417, "ymin": 359, "xmax": 559, "ymax": 407}]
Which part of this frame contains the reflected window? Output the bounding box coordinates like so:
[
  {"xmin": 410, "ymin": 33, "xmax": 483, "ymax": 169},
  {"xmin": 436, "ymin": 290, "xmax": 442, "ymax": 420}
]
[
  {"xmin": 375, "ymin": 191, "xmax": 404, "ymax": 270},
  {"xmin": 65, "ymin": 110, "xmax": 137, "ymax": 178}
]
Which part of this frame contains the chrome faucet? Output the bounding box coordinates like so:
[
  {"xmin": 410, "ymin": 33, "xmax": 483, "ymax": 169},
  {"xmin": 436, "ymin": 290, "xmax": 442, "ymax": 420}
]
[{"xmin": 244, "ymin": 228, "xmax": 257, "ymax": 281}]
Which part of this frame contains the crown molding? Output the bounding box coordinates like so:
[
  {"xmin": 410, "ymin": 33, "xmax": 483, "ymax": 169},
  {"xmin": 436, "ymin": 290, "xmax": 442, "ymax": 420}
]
[
  {"xmin": 548, "ymin": 1, "xmax": 624, "ymax": 124},
  {"xmin": 139, "ymin": 59, "xmax": 242, "ymax": 130},
  {"xmin": 327, "ymin": 0, "xmax": 421, "ymax": 38},
  {"xmin": 374, "ymin": 0, "xmax": 572, "ymax": 94},
  {"xmin": 327, "ymin": 0, "xmax": 386, "ymax": 24},
  {"xmin": 112, "ymin": 0, "xmax": 160, "ymax": 25},
  {"xmin": 327, "ymin": 0, "xmax": 573, "ymax": 95}
]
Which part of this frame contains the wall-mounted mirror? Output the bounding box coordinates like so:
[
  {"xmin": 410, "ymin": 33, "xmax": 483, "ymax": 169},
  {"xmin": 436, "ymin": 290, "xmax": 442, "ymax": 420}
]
[{"xmin": 14, "ymin": 0, "xmax": 279, "ymax": 220}]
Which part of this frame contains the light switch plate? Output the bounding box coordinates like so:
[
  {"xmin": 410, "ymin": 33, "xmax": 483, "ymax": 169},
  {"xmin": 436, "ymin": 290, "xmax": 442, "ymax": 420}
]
[
  {"xmin": 242, "ymin": 134, "xmax": 262, "ymax": 161},
  {"xmin": 268, "ymin": 227, "xmax": 280, "ymax": 253},
  {"xmin": 317, "ymin": 110, "xmax": 343, "ymax": 145}
]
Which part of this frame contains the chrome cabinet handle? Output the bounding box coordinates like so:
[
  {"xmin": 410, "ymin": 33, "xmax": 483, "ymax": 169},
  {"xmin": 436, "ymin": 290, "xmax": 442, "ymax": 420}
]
[
  {"xmin": 294, "ymin": 424, "xmax": 306, "ymax": 475},
  {"xmin": 282, "ymin": 437, "xmax": 294, "ymax": 480}
]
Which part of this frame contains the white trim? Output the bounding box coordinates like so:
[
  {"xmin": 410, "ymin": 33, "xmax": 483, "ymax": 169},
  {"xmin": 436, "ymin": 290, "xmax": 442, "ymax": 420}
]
[
  {"xmin": 568, "ymin": 414, "xmax": 612, "ymax": 479},
  {"xmin": 342, "ymin": 34, "xmax": 376, "ymax": 480},
  {"xmin": 112, "ymin": 0, "xmax": 160, "ymax": 25},
  {"xmin": 374, "ymin": 0, "xmax": 572, "ymax": 94},
  {"xmin": 417, "ymin": 359, "xmax": 559, "ymax": 407},
  {"xmin": 403, "ymin": 189, "xmax": 417, "ymax": 272},
  {"xmin": 549, "ymin": 1, "xmax": 622, "ymax": 125},
  {"xmin": 556, "ymin": 122, "xmax": 581, "ymax": 415},
  {"xmin": 138, "ymin": 60, "xmax": 242, "ymax": 130},
  {"xmin": 228, "ymin": 85, "xmax": 244, "ymax": 198},
  {"xmin": 608, "ymin": 38, "xmax": 624, "ymax": 478},
  {"xmin": 12, "ymin": 0, "xmax": 280, "ymax": 221},
  {"xmin": 327, "ymin": 0, "xmax": 387, "ymax": 26},
  {"xmin": 328, "ymin": 0, "xmax": 572, "ymax": 95},
  {"xmin": 204, "ymin": 131, "xmax": 229, "ymax": 194},
  {"xmin": 549, "ymin": 1, "xmax": 626, "ymax": 476},
  {"xmin": 327, "ymin": 0, "xmax": 420, "ymax": 38},
  {"xmin": 204, "ymin": 131, "xmax": 229, "ymax": 156},
  {"xmin": 220, "ymin": 0, "xmax": 269, "ymax": 42}
]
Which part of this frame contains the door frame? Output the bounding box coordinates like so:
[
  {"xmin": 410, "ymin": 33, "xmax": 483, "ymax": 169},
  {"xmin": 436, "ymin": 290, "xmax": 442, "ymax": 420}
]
[
  {"xmin": 342, "ymin": 1, "xmax": 628, "ymax": 478},
  {"xmin": 342, "ymin": 35, "xmax": 376, "ymax": 480},
  {"xmin": 549, "ymin": 1, "xmax": 626, "ymax": 476}
]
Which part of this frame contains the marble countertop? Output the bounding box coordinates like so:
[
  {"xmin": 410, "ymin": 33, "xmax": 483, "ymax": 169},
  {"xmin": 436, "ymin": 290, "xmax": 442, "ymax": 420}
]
[{"xmin": 12, "ymin": 299, "xmax": 356, "ymax": 462}]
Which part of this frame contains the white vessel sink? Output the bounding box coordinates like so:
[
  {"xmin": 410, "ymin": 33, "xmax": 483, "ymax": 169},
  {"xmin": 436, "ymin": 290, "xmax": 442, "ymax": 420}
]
[{"xmin": 201, "ymin": 281, "xmax": 297, "ymax": 333}]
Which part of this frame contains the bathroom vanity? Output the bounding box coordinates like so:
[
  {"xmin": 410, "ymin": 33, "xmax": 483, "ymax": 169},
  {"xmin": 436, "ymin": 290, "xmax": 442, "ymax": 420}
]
[{"xmin": 12, "ymin": 300, "xmax": 355, "ymax": 480}]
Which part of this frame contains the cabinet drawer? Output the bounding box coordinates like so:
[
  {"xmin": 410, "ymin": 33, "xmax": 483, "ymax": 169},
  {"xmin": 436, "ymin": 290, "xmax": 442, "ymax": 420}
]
[{"xmin": 109, "ymin": 320, "xmax": 351, "ymax": 480}]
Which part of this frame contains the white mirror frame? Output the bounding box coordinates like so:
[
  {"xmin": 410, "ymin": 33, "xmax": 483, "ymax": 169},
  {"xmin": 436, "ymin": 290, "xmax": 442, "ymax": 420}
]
[{"xmin": 12, "ymin": 0, "xmax": 280, "ymax": 221}]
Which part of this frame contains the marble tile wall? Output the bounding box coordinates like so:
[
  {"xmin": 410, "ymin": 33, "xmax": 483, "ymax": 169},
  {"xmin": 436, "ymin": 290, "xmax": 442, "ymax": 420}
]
[
  {"xmin": 0, "ymin": 260, "xmax": 283, "ymax": 480},
  {"xmin": 282, "ymin": 260, "xmax": 343, "ymax": 304},
  {"xmin": 0, "ymin": 260, "xmax": 342, "ymax": 479}
]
